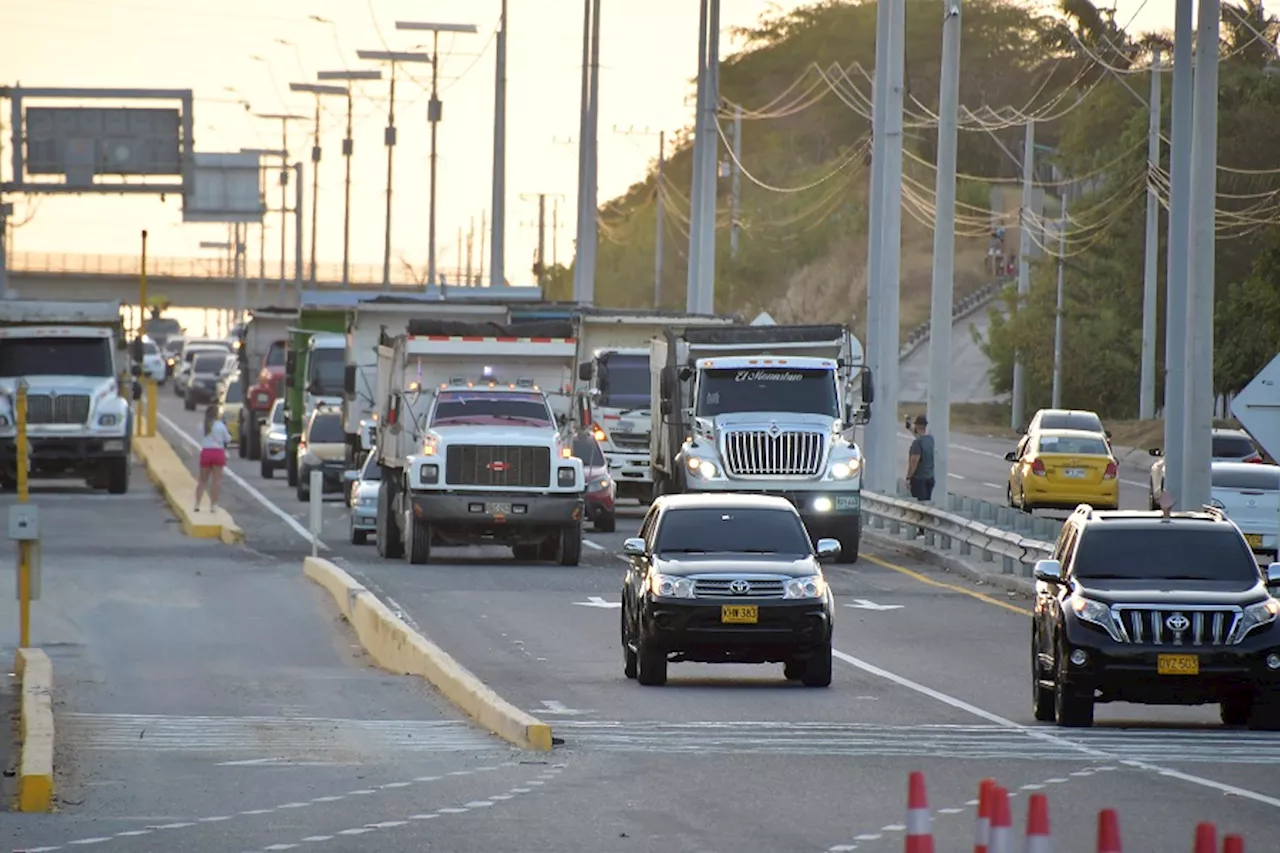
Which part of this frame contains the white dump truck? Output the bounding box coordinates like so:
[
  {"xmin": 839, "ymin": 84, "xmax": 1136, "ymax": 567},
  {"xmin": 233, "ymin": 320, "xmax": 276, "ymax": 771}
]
[
  {"xmin": 572, "ymin": 308, "xmax": 736, "ymax": 502},
  {"xmin": 650, "ymin": 323, "xmax": 872, "ymax": 561},
  {"xmin": 374, "ymin": 318, "xmax": 586, "ymax": 565},
  {"xmin": 238, "ymin": 306, "xmax": 296, "ymax": 460},
  {"xmin": 0, "ymin": 299, "xmax": 135, "ymax": 493}
]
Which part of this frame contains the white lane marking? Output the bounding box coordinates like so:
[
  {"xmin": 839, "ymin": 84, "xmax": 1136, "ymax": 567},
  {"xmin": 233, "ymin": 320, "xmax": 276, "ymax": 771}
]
[
  {"xmin": 881, "ymin": 824, "xmax": 906, "ymax": 832},
  {"xmin": 67, "ymin": 840, "xmax": 112, "ymax": 846},
  {"xmin": 337, "ymin": 827, "xmax": 374, "ymax": 835},
  {"xmin": 380, "ymin": 781, "xmax": 412, "ymax": 789},
  {"xmin": 535, "ymin": 700, "xmax": 592, "ymax": 715},
  {"xmin": 463, "ymin": 801, "xmax": 494, "ymax": 808},
  {"xmin": 437, "ymin": 807, "xmax": 470, "ymax": 814},
  {"xmin": 937, "ymin": 807, "xmax": 964, "ymax": 814},
  {"xmin": 368, "ymin": 820, "xmax": 409, "ymax": 828},
  {"xmin": 574, "ymin": 596, "xmax": 621, "ymax": 608},
  {"xmin": 262, "ymin": 845, "xmax": 298, "ymax": 851},
  {"xmin": 115, "ymin": 830, "xmax": 153, "ymax": 836},
  {"xmin": 981, "ymin": 482, "xmax": 1003, "ymax": 490},
  {"xmin": 489, "ymin": 794, "xmax": 514, "ymax": 800},
  {"xmin": 197, "ymin": 816, "xmax": 231, "ymax": 823},
  {"xmin": 845, "ymin": 599, "xmax": 904, "ymax": 611},
  {"xmin": 856, "ymin": 833, "xmax": 884, "ymax": 840},
  {"xmin": 154, "ymin": 822, "xmax": 195, "ymax": 829},
  {"xmin": 300, "ymin": 836, "xmax": 334, "ymax": 842},
  {"xmin": 948, "ymin": 473, "xmax": 966, "ymax": 480},
  {"xmin": 832, "ymin": 648, "xmax": 1280, "ymax": 809},
  {"xmin": 583, "ymin": 539, "xmax": 606, "ymax": 551},
  {"xmin": 409, "ymin": 814, "xmax": 439, "ymax": 820},
  {"xmin": 157, "ymin": 411, "xmax": 329, "ymax": 551}
]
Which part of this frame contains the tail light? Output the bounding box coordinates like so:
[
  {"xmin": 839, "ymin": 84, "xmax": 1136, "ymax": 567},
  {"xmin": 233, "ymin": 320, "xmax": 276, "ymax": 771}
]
[
  {"xmin": 1103, "ymin": 461, "xmax": 1118, "ymax": 480},
  {"xmin": 1030, "ymin": 459, "xmax": 1046, "ymax": 477},
  {"xmin": 1245, "ymin": 453, "xmax": 1264, "ymax": 464}
]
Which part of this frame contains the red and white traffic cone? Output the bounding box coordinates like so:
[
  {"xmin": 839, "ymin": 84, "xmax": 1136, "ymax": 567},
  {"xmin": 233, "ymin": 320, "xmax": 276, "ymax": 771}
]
[
  {"xmin": 905, "ymin": 771, "xmax": 935, "ymax": 853},
  {"xmin": 1222, "ymin": 834, "xmax": 1245, "ymax": 853},
  {"xmin": 1023, "ymin": 793, "xmax": 1051, "ymax": 853},
  {"xmin": 1096, "ymin": 809, "xmax": 1121, "ymax": 853},
  {"xmin": 1194, "ymin": 823, "xmax": 1217, "ymax": 853},
  {"xmin": 989, "ymin": 786, "xmax": 1013, "ymax": 853},
  {"xmin": 974, "ymin": 778, "xmax": 996, "ymax": 853}
]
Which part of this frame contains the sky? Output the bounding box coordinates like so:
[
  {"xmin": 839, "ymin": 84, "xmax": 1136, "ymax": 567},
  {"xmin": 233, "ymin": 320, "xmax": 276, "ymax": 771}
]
[{"xmin": 1, "ymin": 0, "xmax": 1174, "ymax": 291}]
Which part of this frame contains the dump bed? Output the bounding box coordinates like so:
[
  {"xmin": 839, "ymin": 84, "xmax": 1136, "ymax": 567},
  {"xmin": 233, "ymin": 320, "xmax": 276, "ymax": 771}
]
[{"xmin": 0, "ymin": 299, "xmax": 124, "ymax": 327}]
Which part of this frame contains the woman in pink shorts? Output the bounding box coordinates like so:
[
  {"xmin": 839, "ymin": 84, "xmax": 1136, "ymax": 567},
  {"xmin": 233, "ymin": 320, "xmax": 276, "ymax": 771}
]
[{"xmin": 194, "ymin": 404, "xmax": 232, "ymax": 513}]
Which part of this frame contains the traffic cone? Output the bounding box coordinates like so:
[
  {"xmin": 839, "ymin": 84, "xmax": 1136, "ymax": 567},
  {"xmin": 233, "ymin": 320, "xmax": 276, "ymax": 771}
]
[
  {"xmin": 989, "ymin": 786, "xmax": 1013, "ymax": 853},
  {"xmin": 974, "ymin": 778, "xmax": 996, "ymax": 853},
  {"xmin": 1022, "ymin": 793, "xmax": 1051, "ymax": 853},
  {"xmin": 905, "ymin": 771, "xmax": 935, "ymax": 853},
  {"xmin": 1194, "ymin": 823, "xmax": 1217, "ymax": 853},
  {"xmin": 1222, "ymin": 834, "xmax": 1244, "ymax": 853},
  {"xmin": 1096, "ymin": 809, "xmax": 1121, "ymax": 853}
]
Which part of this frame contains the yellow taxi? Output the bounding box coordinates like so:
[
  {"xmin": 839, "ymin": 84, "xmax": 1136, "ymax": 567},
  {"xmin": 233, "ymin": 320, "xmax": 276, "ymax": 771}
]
[
  {"xmin": 218, "ymin": 372, "xmax": 245, "ymax": 448},
  {"xmin": 1004, "ymin": 428, "xmax": 1119, "ymax": 512}
]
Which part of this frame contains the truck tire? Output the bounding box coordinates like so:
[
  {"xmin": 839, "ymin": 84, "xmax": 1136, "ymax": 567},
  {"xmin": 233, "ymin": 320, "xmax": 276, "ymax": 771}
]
[
  {"xmin": 286, "ymin": 449, "xmax": 299, "ymax": 487},
  {"xmin": 237, "ymin": 416, "xmax": 248, "ymax": 458},
  {"xmin": 246, "ymin": 410, "xmax": 261, "ymax": 460},
  {"xmin": 802, "ymin": 642, "xmax": 833, "ymax": 687},
  {"xmin": 260, "ymin": 455, "xmax": 274, "ymax": 479},
  {"xmin": 406, "ymin": 517, "xmax": 431, "ymax": 565},
  {"xmin": 837, "ymin": 517, "xmax": 860, "ymax": 564},
  {"xmin": 105, "ymin": 456, "xmax": 130, "ymax": 495},
  {"xmin": 377, "ymin": 479, "xmax": 405, "ymax": 560},
  {"xmin": 559, "ymin": 521, "xmax": 583, "ymax": 567}
]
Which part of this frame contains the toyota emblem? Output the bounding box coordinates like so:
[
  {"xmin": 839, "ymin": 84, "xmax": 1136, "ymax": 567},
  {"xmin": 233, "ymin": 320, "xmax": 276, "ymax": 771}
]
[
  {"xmin": 729, "ymin": 579, "xmax": 751, "ymax": 595},
  {"xmin": 1165, "ymin": 612, "xmax": 1190, "ymax": 633}
]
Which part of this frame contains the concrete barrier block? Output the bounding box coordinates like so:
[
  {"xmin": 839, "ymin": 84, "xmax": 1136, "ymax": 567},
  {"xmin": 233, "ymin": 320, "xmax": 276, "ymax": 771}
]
[
  {"xmin": 133, "ymin": 435, "xmax": 240, "ymax": 543},
  {"xmin": 302, "ymin": 556, "xmax": 551, "ymax": 751},
  {"xmin": 15, "ymin": 647, "xmax": 55, "ymax": 812}
]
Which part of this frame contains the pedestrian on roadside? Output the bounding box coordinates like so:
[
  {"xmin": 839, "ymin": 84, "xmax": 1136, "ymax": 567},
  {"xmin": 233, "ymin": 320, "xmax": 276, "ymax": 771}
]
[
  {"xmin": 906, "ymin": 413, "xmax": 936, "ymax": 502},
  {"xmin": 194, "ymin": 404, "xmax": 231, "ymax": 513}
]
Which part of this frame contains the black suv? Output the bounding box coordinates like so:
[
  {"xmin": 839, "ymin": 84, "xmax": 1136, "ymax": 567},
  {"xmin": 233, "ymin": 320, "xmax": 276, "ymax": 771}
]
[
  {"xmin": 620, "ymin": 493, "xmax": 839, "ymax": 688},
  {"xmin": 1032, "ymin": 505, "xmax": 1280, "ymax": 729}
]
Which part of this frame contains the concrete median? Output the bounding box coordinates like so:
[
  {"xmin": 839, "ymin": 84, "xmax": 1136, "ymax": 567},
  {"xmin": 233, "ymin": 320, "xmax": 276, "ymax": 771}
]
[
  {"xmin": 303, "ymin": 556, "xmax": 552, "ymax": 752},
  {"xmin": 15, "ymin": 647, "xmax": 54, "ymax": 813},
  {"xmin": 133, "ymin": 434, "xmax": 243, "ymax": 544}
]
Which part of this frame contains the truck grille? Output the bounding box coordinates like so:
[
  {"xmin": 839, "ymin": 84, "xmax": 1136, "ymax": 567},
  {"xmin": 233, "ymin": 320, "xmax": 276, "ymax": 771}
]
[
  {"xmin": 445, "ymin": 445, "xmax": 550, "ymax": 488},
  {"xmin": 26, "ymin": 394, "xmax": 91, "ymax": 425},
  {"xmin": 1114, "ymin": 606, "xmax": 1242, "ymax": 646},
  {"xmin": 693, "ymin": 578, "xmax": 786, "ymax": 599},
  {"xmin": 722, "ymin": 429, "xmax": 825, "ymax": 477},
  {"xmin": 609, "ymin": 432, "xmax": 649, "ymax": 452}
]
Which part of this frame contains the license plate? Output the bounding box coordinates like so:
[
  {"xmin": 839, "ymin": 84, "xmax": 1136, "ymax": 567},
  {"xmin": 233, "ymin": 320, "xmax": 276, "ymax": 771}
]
[
  {"xmin": 1063, "ymin": 468, "xmax": 1086, "ymax": 478},
  {"xmin": 721, "ymin": 605, "xmax": 758, "ymax": 624},
  {"xmin": 835, "ymin": 495, "xmax": 860, "ymax": 510},
  {"xmin": 1246, "ymin": 533, "xmax": 1263, "ymax": 548},
  {"xmin": 1157, "ymin": 653, "xmax": 1199, "ymax": 676},
  {"xmin": 486, "ymin": 502, "xmax": 512, "ymax": 516}
]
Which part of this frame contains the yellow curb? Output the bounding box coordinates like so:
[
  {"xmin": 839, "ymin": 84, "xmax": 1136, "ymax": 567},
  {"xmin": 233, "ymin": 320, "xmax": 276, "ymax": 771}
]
[
  {"xmin": 133, "ymin": 435, "xmax": 243, "ymax": 544},
  {"xmin": 303, "ymin": 556, "xmax": 552, "ymax": 751},
  {"xmin": 14, "ymin": 648, "xmax": 54, "ymax": 812}
]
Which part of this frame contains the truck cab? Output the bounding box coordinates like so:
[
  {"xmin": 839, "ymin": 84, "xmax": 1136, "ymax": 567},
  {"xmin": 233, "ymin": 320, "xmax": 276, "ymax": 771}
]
[{"xmin": 578, "ymin": 346, "xmax": 652, "ymax": 500}]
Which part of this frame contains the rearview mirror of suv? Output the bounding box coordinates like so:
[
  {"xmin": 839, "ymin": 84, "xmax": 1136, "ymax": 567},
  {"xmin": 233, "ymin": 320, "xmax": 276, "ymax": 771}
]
[
  {"xmin": 622, "ymin": 538, "xmax": 646, "ymax": 557},
  {"xmin": 1004, "ymin": 451, "xmax": 1017, "ymax": 462},
  {"xmin": 1033, "ymin": 559, "xmax": 1062, "ymax": 584},
  {"xmin": 815, "ymin": 538, "xmax": 841, "ymax": 561},
  {"xmin": 1267, "ymin": 563, "xmax": 1280, "ymax": 587}
]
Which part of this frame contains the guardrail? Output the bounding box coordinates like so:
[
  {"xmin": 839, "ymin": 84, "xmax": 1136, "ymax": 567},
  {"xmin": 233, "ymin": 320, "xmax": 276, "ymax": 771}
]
[{"xmin": 898, "ymin": 278, "xmax": 1003, "ymax": 361}]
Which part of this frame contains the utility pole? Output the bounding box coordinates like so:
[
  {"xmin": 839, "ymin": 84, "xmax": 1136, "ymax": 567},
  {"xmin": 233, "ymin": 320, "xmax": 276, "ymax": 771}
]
[
  {"xmin": 1181, "ymin": 0, "xmax": 1220, "ymax": 509},
  {"xmin": 863, "ymin": 0, "xmax": 891, "ymax": 493},
  {"xmin": 1162, "ymin": 0, "xmax": 1194, "ymax": 504},
  {"xmin": 289, "ymin": 82, "xmax": 347, "ymax": 286},
  {"xmin": 466, "ymin": 216, "xmax": 474, "ymax": 285},
  {"xmin": 694, "ymin": 0, "xmax": 722, "ymax": 315},
  {"xmin": 254, "ymin": 113, "xmax": 306, "ymax": 284},
  {"xmin": 656, "ymin": 130, "xmax": 665, "ymax": 308},
  {"xmin": 876, "ymin": 0, "xmax": 906, "ymax": 495},
  {"xmin": 490, "ymin": 0, "xmax": 508, "ymax": 288},
  {"xmin": 1052, "ymin": 197, "xmax": 1068, "ymax": 408},
  {"xmin": 685, "ymin": 0, "xmax": 710, "ymax": 314},
  {"xmin": 317, "ymin": 69, "xmax": 383, "ymax": 289},
  {"xmin": 521, "ymin": 193, "xmax": 549, "ymax": 286},
  {"xmin": 0, "ymin": 198, "xmax": 11, "ymax": 298},
  {"xmin": 552, "ymin": 198, "xmax": 560, "ymax": 267},
  {"xmin": 1009, "ymin": 118, "xmax": 1036, "ymax": 431},
  {"xmin": 1138, "ymin": 49, "xmax": 1162, "ymax": 421},
  {"xmin": 572, "ymin": 0, "xmax": 601, "ymax": 304},
  {"xmin": 730, "ymin": 104, "xmax": 742, "ymax": 260},
  {"xmin": 293, "ymin": 161, "xmax": 304, "ymax": 301},
  {"xmin": 479, "ymin": 209, "xmax": 487, "ymax": 285},
  {"xmin": 926, "ymin": 0, "xmax": 962, "ymax": 509}
]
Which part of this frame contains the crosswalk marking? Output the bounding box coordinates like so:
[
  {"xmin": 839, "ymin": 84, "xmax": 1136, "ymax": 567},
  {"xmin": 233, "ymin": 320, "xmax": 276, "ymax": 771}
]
[{"xmin": 552, "ymin": 720, "xmax": 1280, "ymax": 763}]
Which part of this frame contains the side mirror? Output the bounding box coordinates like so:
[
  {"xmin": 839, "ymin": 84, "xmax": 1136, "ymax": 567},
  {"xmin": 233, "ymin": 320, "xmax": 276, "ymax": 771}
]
[
  {"xmin": 1033, "ymin": 559, "xmax": 1063, "ymax": 584},
  {"xmin": 342, "ymin": 469, "xmax": 359, "ymax": 483},
  {"xmin": 344, "ymin": 364, "xmax": 357, "ymax": 396},
  {"xmin": 622, "ymin": 537, "xmax": 646, "ymax": 557},
  {"xmin": 1105, "ymin": 430, "xmax": 1113, "ymax": 439},
  {"xmin": 660, "ymin": 365, "xmax": 676, "ymax": 401},
  {"xmin": 1004, "ymin": 451, "xmax": 1018, "ymax": 462},
  {"xmin": 1148, "ymin": 447, "xmax": 1163, "ymax": 458},
  {"xmin": 815, "ymin": 538, "xmax": 841, "ymax": 561},
  {"xmin": 1266, "ymin": 563, "xmax": 1280, "ymax": 587},
  {"xmin": 861, "ymin": 368, "xmax": 874, "ymax": 404},
  {"xmin": 578, "ymin": 362, "xmax": 592, "ymax": 382},
  {"xmin": 660, "ymin": 399, "xmax": 672, "ymax": 416},
  {"xmin": 678, "ymin": 365, "xmax": 693, "ymax": 382}
]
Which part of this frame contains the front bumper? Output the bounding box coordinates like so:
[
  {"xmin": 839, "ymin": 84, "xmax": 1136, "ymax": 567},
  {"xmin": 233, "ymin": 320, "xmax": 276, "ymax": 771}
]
[
  {"xmin": 350, "ymin": 501, "xmax": 378, "ymax": 531},
  {"xmin": 186, "ymin": 381, "xmax": 218, "ymax": 403},
  {"xmin": 584, "ymin": 490, "xmax": 615, "ymax": 519},
  {"xmin": 409, "ymin": 490, "xmax": 583, "ymax": 540},
  {"xmin": 607, "ymin": 451, "xmax": 652, "ymax": 487},
  {"xmin": 1024, "ymin": 480, "xmax": 1119, "ymax": 509},
  {"xmin": 264, "ymin": 437, "xmax": 287, "ymax": 463},
  {"xmin": 0, "ymin": 435, "xmax": 129, "ymax": 464},
  {"xmin": 641, "ymin": 596, "xmax": 832, "ymax": 663},
  {"xmin": 300, "ymin": 460, "xmax": 347, "ymax": 490},
  {"xmin": 1060, "ymin": 619, "xmax": 1280, "ymax": 703}
]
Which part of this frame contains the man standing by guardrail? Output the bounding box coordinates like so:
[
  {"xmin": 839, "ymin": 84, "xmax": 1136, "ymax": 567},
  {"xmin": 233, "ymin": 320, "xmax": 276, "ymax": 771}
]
[{"xmin": 906, "ymin": 414, "xmax": 936, "ymax": 503}]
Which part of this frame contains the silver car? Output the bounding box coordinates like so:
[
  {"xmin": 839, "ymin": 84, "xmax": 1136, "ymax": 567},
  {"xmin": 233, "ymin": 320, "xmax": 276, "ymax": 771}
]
[
  {"xmin": 344, "ymin": 451, "xmax": 381, "ymax": 545},
  {"xmin": 259, "ymin": 399, "xmax": 288, "ymax": 479}
]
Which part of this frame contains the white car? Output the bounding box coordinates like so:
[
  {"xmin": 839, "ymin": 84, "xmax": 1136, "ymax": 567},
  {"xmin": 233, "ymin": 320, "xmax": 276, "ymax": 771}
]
[
  {"xmin": 139, "ymin": 337, "xmax": 166, "ymax": 383},
  {"xmin": 1211, "ymin": 461, "xmax": 1280, "ymax": 562},
  {"xmin": 1148, "ymin": 428, "xmax": 1264, "ymax": 508}
]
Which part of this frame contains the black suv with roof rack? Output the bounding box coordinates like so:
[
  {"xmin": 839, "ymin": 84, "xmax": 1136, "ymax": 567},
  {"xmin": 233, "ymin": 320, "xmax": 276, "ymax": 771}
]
[{"xmin": 1032, "ymin": 504, "xmax": 1280, "ymax": 729}]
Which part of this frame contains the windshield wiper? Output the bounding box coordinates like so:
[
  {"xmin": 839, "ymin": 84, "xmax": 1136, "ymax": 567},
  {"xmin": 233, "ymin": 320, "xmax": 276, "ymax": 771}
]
[
  {"xmin": 738, "ymin": 549, "xmax": 779, "ymax": 554},
  {"xmin": 661, "ymin": 548, "xmax": 709, "ymax": 554}
]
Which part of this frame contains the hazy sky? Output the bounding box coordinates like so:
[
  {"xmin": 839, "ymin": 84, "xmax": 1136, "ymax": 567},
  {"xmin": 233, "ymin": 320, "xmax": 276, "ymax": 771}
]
[{"xmin": 1, "ymin": 0, "xmax": 1173, "ymax": 288}]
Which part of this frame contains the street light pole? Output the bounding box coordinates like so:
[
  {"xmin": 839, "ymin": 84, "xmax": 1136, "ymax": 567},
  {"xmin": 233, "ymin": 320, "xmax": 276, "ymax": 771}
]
[
  {"xmin": 317, "ymin": 69, "xmax": 383, "ymax": 290},
  {"xmin": 290, "ymin": 82, "xmax": 347, "ymax": 286},
  {"xmin": 254, "ymin": 113, "xmax": 307, "ymax": 284}
]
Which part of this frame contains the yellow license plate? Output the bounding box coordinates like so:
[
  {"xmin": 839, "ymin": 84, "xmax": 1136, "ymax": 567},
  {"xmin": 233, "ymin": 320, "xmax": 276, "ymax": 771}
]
[
  {"xmin": 1157, "ymin": 654, "xmax": 1199, "ymax": 676},
  {"xmin": 721, "ymin": 605, "xmax": 758, "ymax": 624},
  {"xmin": 1246, "ymin": 533, "xmax": 1263, "ymax": 548}
]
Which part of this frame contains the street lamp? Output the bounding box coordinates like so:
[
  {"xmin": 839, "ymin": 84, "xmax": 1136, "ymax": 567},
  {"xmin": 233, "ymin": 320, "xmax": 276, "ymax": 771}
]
[
  {"xmin": 315, "ymin": 69, "xmax": 383, "ymax": 289},
  {"xmin": 356, "ymin": 49, "xmax": 434, "ymax": 290},
  {"xmin": 241, "ymin": 147, "xmax": 285, "ymax": 305},
  {"xmin": 395, "ymin": 21, "xmax": 478, "ymax": 287},
  {"xmin": 252, "ymin": 112, "xmax": 307, "ymax": 284},
  {"xmin": 289, "ymin": 81, "xmax": 347, "ymax": 286}
]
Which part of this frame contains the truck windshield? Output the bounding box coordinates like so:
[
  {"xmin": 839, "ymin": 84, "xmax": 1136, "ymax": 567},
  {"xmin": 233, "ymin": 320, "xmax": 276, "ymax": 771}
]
[
  {"xmin": 0, "ymin": 337, "xmax": 113, "ymax": 377},
  {"xmin": 695, "ymin": 367, "xmax": 838, "ymax": 418},
  {"xmin": 598, "ymin": 353, "xmax": 649, "ymax": 409},
  {"xmin": 431, "ymin": 390, "xmax": 553, "ymax": 428},
  {"xmin": 265, "ymin": 341, "xmax": 286, "ymax": 367},
  {"xmin": 308, "ymin": 348, "xmax": 345, "ymax": 396}
]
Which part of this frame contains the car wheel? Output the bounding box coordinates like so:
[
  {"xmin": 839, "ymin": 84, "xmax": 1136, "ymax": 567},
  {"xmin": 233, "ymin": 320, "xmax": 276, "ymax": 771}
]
[
  {"xmin": 1031, "ymin": 631, "xmax": 1056, "ymax": 722},
  {"xmin": 260, "ymin": 457, "xmax": 274, "ymax": 479},
  {"xmin": 783, "ymin": 659, "xmax": 804, "ymax": 681},
  {"xmin": 286, "ymin": 451, "xmax": 299, "ymax": 488},
  {"xmin": 594, "ymin": 511, "xmax": 616, "ymax": 534},
  {"xmin": 350, "ymin": 526, "xmax": 368, "ymax": 546},
  {"xmin": 1020, "ymin": 488, "xmax": 1032, "ymax": 514},
  {"xmin": 622, "ymin": 606, "xmax": 638, "ymax": 680},
  {"xmin": 1007, "ymin": 483, "xmax": 1016, "ymax": 508},
  {"xmin": 802, "ymin": 642, "xmax": 833, "ymax": 687},
  {"xmin": 238, "ymin": 420, "xmax": 248, "ymax": 458},
  {"xmin": 512, "ymin": 543, "xmax": 539, "ymax": 560},
  {"xmin": 184, "ymin": 394, "xmax": 196, "ymax": 412},
  {"xmin": 1054, "ymin": 666, "xmax": 1094, "ymax": 727},
  {"xmin": 1221, "ymin": 692, "xmax": 1252, "ymax": 726},
  {"xmin": 636, "ymin": 634, "xmax": 667, "ymax": 686},
  {"xmin": 297, "ymin": 468, "xmax": 311, "ymax": 502},
  {"xmin": 558, "ymin": 521, "xmax": 583, "ymax": 567}
]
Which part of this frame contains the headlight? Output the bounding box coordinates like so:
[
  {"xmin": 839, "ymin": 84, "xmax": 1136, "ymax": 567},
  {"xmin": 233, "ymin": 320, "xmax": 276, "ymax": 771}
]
[
  {"xmin": 830, "ymin": 459, "xmax": 861, "ymax": 479},
  {"xmin": 784, "ymin": 575, "xmax": 827, "ymax": 599},
  {"xmin": 418, "ymin": 463, "xmax": 439, "ymax": 485},
  {"xmin": 587, "ymin": 477, "xmax": 611, "ymax": 493},
  {"xmin": 686, "ymin": 456, "xmax": 718, "ymax": 478},
  {"xmin": 98, "ymin": 414, "xmax": 119, "ymax": 427},
  {"xmin": 648, "ymin": 573, "xmax": 695, "ymax": 599},
  {"xmin": 1070, "ymin": 594, "xmax": 1122, "ymax": 641},
  {"xmin": 558, "ymin": 466, "xmax": 577, "ymax": 487},
  {"xmin": 1236, "ymin": 598, "xmax": 1280, "ymax": 640}
]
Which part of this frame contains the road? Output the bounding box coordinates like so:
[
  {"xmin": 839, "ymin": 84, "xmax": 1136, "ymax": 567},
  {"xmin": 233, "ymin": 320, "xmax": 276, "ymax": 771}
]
[
  {"xmin": 88, "ymin": 391, "xmax": 1280, "ymax": 853},
  {"xmin": 899, "ymin": 303, "xmax": 1003, "ymax": 407}
]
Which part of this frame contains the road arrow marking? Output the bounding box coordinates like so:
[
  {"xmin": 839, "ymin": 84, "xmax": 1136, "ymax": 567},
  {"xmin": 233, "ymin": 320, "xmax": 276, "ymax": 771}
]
[
  {"xmin": 845, "ymin": 599, "xmax": 904, "ymax": 611},
  {"xmin": 533, "ymin": 700, "xmax": 592, "ymax": 716},
  {"xmin": 573, "ymin": 596, "xmax": 620, "ymax": 608}
]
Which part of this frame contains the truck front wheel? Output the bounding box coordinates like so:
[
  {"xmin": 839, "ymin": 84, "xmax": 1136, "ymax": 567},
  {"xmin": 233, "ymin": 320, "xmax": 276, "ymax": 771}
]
[
  {"xmin": 406, "ymin": 517, "xmax": 431, "ymax": 565},
  {"xmin": 105, "ymin": 456, "xmax": 130, "ymax": 495},
  {"xmin": 837, "ymin": 516, "xmax": 860, "ymax": 564},
  {"xmin": 559, "ymin": 521, "xmax": 583, "ymax": 566}
]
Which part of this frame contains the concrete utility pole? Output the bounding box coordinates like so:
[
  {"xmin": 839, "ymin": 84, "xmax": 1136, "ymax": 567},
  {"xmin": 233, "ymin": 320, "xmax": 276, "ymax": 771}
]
[
  {"xmin": 926, "ymin": 0, "xmax": 962, "ymax": 509},
  {"xmin": 695, "ymin": 0, "xmax": 722, "ymax": 315},
  {"xmin": 1162, "ymin": 0, "xmax": 1194, "ymax": 504},
  {"xmin": 685, "ymin": 0, "xmax": 710, "ymax": 314},
  {"xmin": 293, "ymin": 161, "xmax": 304, "ymax": 301},
  {"xmin": 730, "ymin": 104, "xmax": 742, "ymax": 260},
  {"xmin": 317, "ymin": 70, "xmax": 383, "ymax": 290},
  {"xmin": 656, "ymin": 130, "xmax": 665, "ymax": 308},
  {"xmin": 466, "ymin": 216, "xmax": 474, "ymax": 285},
  {"xmin": 0, "ymin": 199, "xmax": 11, "ymax": 298},
  {"xmin": 1181, "ymin": 0, "xmax": 1220, "ymax": 510},
  {"xmin": 877, "ymin": 0, "xmax": 906, "ymax": 495},
  {"xmin": 1138, "ymin": 49, "xmax": 1163, "ymax": 421},
  {"xmin": 254, "ymin": 113, "xmax": 306, "ymax": 284},
  {"xmin": 863, "ymin": 0, "xmax": 892, "ymax": 493},
  {"xmin": 490, "ymin": 0, "xmax": 508, "ymax": 288},
  {"xmin": 1009, "ymin": 118, "xmax": 1036, "ymax": 431},
  {"xmin": 572, "ymin": 0, "xmax": 601, "ymax": 304},
  {"xmin": 479, "ymin": 209, "xmax": 487, "ymax": 284},
  {"xmin": 1052, "ymin": 197, "xmax": 1068, "ymax": 408},
  {"xmin": 521, "ymin": 193, "xmax": 549, "ymax": 286}
]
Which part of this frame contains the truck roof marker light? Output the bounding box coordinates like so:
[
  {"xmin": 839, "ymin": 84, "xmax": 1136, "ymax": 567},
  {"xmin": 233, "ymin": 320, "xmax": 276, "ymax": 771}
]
[{"xmin": 561, "ymin": 447, "xmax": 573, "ymax": 458}]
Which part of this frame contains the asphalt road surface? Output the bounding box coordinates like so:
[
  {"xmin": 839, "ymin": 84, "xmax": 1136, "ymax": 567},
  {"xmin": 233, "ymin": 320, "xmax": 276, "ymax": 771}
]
[
  {"xmin": 899, "ymin": 304, "xmax": 1004, "ymax": 406},
  {"xmin": 44, "ymin": 392, "xmax": 1270, "ymax": 853}
]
